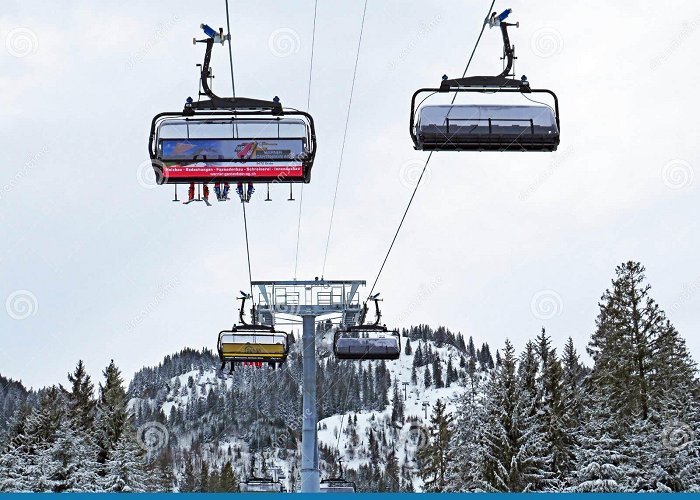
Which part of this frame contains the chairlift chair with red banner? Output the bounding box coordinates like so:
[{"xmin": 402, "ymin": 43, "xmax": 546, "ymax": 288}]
[{"xmin": 148, "ymin": 25, "xmax": 317, "ymax": 188}]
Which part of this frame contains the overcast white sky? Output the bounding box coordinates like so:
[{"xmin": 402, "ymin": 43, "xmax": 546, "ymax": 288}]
[{"xmin": 1, "ymin": 0, "xmax": 698, "ymax": 389}]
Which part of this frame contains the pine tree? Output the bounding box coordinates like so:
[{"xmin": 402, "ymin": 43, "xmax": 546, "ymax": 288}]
[
  {"xmin": 1, "ymin": 386, "xmax": 65, "ymax": 492},
  {"xmin": 25, "ymin": 444, "xmax": 60, "ymax": 492},
  {"xmin": 561, "ymin": 338, "xmax": 584, "ymax": 423},
  {"xmin": 560, "ymin": 337, "xmax": 584, "ymax": 487},
  {"xmin": 154, "ymin": 454, "xmax": 175, "ymax": 492},
  {"xmin": 587, "ymin": 262, "xmax": 660, "ymax": 427},
  {"xmin": 467, "ymin": 337, "xmax": 476, "ymax": 359},
  {"xmin": 573, "ymin": 395, "xmax": 629, "ymax": 492},
  {"xmin": 418, "ymin": 399, "xmax": 453, "ymax": 492},
  {"xmin": 446, "ymin": 357, "xmax": 458, "ymax": 386},
  {"xmin": 479, "ymin": 340, "xmax": 549, "ymax": 491},
  {"xmin": 433, "ymin": 356, "xmax": 444, "ymax": 388},
  {"xmin": 424, "ymin": 366, "xmax": 432, "ymax": 388},
  {"xmin": 50, "ymin": 418, "xmax": 101, "ymax": 492},
  {"xmin": 414, "ymin": 344, "xmax": 424, "ymax": 367},
  {"xmin": 0, "ymin": 443, "xmax": 35, "ymax": 491},
  {"xmin": 446, "ymin": 378, "xmax": 484, "ymax": 492},
  {"xmin": 102, "ymin": 431, "xmax": 149, "ymax": 492},
  {"xmin": 647, "ymin": 321, "xmax": 700, "ymax": 491},
  {"xmin": 405, "ymin": 338, "xmax": 413, "ymax": 355},
  {"xmin": 2, "ymin": 401, "xmax": 31, "ymax": 450},
  {"xmin": 574, "ymin": 443, "xmax": 625, "ymax": 492},
  {"xmin": 518, "ymin": 341, "xmax": 539, "ymax": 417},
  {"xmin": 480, "ymin": 343, "xmax": 494, "ymax": 370},
  {"xmin": 64, "ymin": 361, "xmax": 96, "ymax": 432},
  {"xmin": 391, "ymin": 382, "xmax": 405, "ymax": 424},
  {"xmin": 385, "ymin": 450, "xmax": 400, "ymax": 491},
  {"xmin": 199, "ymin": 460, "xmax": 210, "ymax": 492},
  {"xmin": 466, "ymin": 354, "xmax": 478, "ymax": 396},
  {"xmin": 457, "ymin": 333, "xmax": 467, "ymax": 352},
  {"xmin": 208, "ymin": 465, "xmax": 221, "ymax": 492},
  {"xmin": 180, "ymin": 456, "xmax": 197, "ymax": 492},
  {"xmin": 368, "ymin": 430, "xmax": 379, "ymax": 463},
  {"xmin": 96, "ymin": 360, "xmax": 129, "ymax": 466},
  {"xmin": 219, "ymin": 461, "xmax": 238, "ymax": 492},
  {"xmin": 581, "ymin": 262, "xmax": 700, "ymax": 491},
  {"xmin": 535, "ymin": 334, "xmax": 573, "ymax": 489}
]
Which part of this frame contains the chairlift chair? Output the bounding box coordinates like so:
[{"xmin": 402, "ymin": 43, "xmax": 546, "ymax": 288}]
[
  {"xmin": 217, "ymin": 325, "xmax": 289, "ymax": 364},
  {"xmin": 321, "ymin": 458, "xmax": 356, "ymax": 493},
  {"xmin": 410, "ymin": 9, "xmax": 560, "ymax": 152},
  {"xmin": 217, "ymin": 292, "xmax": 289, "ymax": 371},
  {"xmin": 320, "ymin": 477, "xmax": 357, "ymax": 493},
  {"xmin": 333, "ymin": 294, "xmax": 401, "ymax": 361},
  {"xmin": 334, "ymin": 325, "xmax": 401, "ymax": 361},
  {"xmin": 239, "ymin": 478, "xmax": 284, "ymax": 493},
  {"xmin": 149, "ymin": 25, "xmax": 317, "ymax": 186}
]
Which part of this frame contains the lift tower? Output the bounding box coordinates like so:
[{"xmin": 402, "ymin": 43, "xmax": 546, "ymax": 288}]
[{"xmin": 252, "ymin": 279, "xmax": 366, "ymax": 493}]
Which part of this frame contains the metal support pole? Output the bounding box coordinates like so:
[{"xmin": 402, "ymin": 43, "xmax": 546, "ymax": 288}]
[
  {"xmin": 250, "ymin": 279, "xmax": 366, "ymax": 493},
  {"xmin": 300, "ymin": 314, "xmax": 320, "ymax": 492}
]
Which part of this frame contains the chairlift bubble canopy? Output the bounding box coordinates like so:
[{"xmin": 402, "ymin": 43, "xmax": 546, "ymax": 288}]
[
  {"xmin": 239, "ymin": 478, "xmax": 284, "ymax": 493},
  {"xmin": 334, "ymin": 324, "xmax": 401, "ymax": 361},
  {"xmin": 414, "ymin": 101, "xmax": 559, "ymax": 152},
  {"xmin": 320, "ymin": 478, "xmax": 357, "ymax": 493}
]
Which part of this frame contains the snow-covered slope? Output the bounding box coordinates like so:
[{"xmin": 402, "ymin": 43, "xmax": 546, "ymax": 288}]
[
  {"xmin": 317, "ymin": 332, "xmax": 468, "ymax": 491},
  {"xmin": 127, "ymin": 330, "xmax": 482, "ymax": 492}
]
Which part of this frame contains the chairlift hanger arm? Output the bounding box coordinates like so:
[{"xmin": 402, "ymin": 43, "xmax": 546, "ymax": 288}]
[
  {"xmin": 371, "ymin": 296, "xmax": 382, "ymax": 326},
  {"xmin": 439, "ymin": 10, "xmax": 519, "ymax": 90},
  {"xmin": 496, "ymin": 21, "xmax": 517, "ymax": 79},
  {"xmin": 238, "ymin": 293, "xmax": 252, "ymax": 325},
  {"xmin": 188, "ymin": 37, "xmax": 283, "ymax": 114}
]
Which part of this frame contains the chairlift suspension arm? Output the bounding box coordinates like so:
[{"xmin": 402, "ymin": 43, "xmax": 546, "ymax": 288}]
[
  {"xmin": 199, "ymin": 38, "xmax": 217, "ymax": 101},
  {"xmin": 497, "ymin": 21, "xmax": 517, "ymax": 78},
  {"xmin": 189, "ymin": 37, "xmax": 283, "ymax": 113},
  {"xmin": 358, "ymin": 302, "xmax": 368, "ymax": 326},
  {"xmin": 238, "ymin": 294, "xmax": 250, "ymax": 325},
  {"xmin": 357, "ymin": 296, "xmax": 383, "ymax": 326},
  {"xmin": 372, "ymin": 297, "xmax": 382, "ymax": 326}
]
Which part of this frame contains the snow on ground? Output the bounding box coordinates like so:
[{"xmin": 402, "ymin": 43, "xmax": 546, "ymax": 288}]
[
  {"xmin": 158, "ymin": 368, "xmax": 232, "ymax": 417},
  {"xmin": 130, "ymin": 337, "xmax": 471, "ymax": 491},
  {"xmin": 318, "ymin": 338, "xmax": 467, "ymax": 489}
]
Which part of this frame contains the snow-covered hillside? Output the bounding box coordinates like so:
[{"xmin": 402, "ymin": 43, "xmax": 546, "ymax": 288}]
[
  {"xmin": 317, "ymin": 330, "xmax": 468, "ymax": 491},
  {"xmin": 5, "ymin": 265, "xmax": 700, "ymax": 493},
  {"xmin": 126, "ymin": 327, "xmax": 482, "ymax": 491}
]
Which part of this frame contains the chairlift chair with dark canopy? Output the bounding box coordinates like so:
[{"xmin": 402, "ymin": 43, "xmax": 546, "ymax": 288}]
[
  {"xmin": 410, "ymin": 9, "xmax": 560, "ymax": 152},
  {"xmin": 320, "ymin": 458, "xmax": 356, "ymax": 493},
  {"xmin": 239, "ymin": 478, "xmax": 284, "ymax": 493},
  {"xmin": 333, "ymin": 294, "xmax": 401, "ymax": 361}
]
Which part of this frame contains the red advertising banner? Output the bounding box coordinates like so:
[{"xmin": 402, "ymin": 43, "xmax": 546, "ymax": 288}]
[{"xmin": 163, "ymin": 164, "xmax": 304, "ymax": 179}]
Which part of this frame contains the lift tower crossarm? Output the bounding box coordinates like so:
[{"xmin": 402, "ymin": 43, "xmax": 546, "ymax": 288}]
[{"xmin": 252, "ymin": 279, "xmax": 366, "ymax": 286}]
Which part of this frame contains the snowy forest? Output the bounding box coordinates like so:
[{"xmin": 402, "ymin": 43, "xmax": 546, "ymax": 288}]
[{"xmin": 0, "ymin": 261, "xmax": 699, "ymax": 492}]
